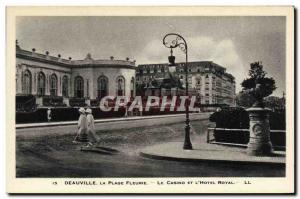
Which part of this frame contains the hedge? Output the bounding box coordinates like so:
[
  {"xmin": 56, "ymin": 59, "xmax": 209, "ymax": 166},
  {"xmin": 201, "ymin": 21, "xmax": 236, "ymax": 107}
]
[
  {"xmin": 16, "ymin": 107, "xmax": 126, "ymax": 124},
  {"xmin": 213, "ymin": 130, "xmax": 285, "ymax": 149},
  {"xmin": 209, "ymin": 107, "xmax": 285, "ymax": 130}
]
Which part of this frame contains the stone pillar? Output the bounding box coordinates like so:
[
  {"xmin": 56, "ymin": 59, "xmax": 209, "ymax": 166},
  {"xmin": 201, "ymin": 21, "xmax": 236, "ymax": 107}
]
[
  {"xmin": 85, "ymin": 99, "xmax": 91, "ymax": 107},
  {"xmin": 247, "ymin": 107, "xmax": 273, "ymax": 156},
  {"xmin": 63, "ymin": 97, "xmax": 69, "ymax": 106}
]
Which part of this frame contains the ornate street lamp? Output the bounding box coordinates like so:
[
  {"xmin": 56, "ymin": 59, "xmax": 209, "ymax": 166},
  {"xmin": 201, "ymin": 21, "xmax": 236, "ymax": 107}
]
[{"xmin": 163, "ymin": 33, "xmax": 192, "ymax": 150}]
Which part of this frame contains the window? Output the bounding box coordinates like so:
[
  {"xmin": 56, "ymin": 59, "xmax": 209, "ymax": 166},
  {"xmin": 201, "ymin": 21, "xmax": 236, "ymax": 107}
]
[
  {"xmin": 87, "ymin": 80, "xmax": 89, "ymax": 98},
  {"xmin": 50, "ymin": 74, "xmax": 58, "ymax": 96},
  {"xmin": 116, "ymin": 76, "xmax": 125, "ymax": 96},
  {"xmin": 130, "ymin": 77, "xmax": 135, "ymax": 97},
  {"xmin": 197, "ymin": 69, "xmax": 200, "ymax": 73},
  {"xmin": 37, "ymin": 72, "xmax": 46, "ymax": 96},
  {"xmin": 22, "ymin": 70, "xmax": 32, "ymax": 95},
  {"xmin": 74, "ymin": 76, "xmax": 84, "ymax": 98},
  {"xmin": 97, "ymin": 76, "xmax": 108, "ymax": 99},
  {"xmin": 62, "ymin": 75, "xmax": 68, "ymax": 97}
]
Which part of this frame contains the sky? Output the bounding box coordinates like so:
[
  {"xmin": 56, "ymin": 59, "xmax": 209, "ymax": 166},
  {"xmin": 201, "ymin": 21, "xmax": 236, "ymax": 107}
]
[{"xmin": 16, "ymin": 16, "xmax": 286, "ymax": 96}]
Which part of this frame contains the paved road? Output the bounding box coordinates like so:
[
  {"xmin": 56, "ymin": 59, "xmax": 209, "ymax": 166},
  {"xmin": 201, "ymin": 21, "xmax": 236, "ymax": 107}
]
[{"xmin": 16, "ymin": 114, "xmax": 285, "ymax": 177}]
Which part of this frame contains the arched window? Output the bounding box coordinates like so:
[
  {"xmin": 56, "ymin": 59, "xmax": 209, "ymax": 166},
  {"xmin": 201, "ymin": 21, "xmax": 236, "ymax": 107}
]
[
  {"xmin": 196, "ymin": 77, "xmax": 201, "ymax": 85},
  {"xmin": 97, "ymin": 76, "xmax": 108, "ymax": 99},
  {"xmin": 22, "ymin": 70, "xmax": 32, "ymax": 95},
  {"xmin": 37, "ymin": 72, "xmax": 46, "ymax": 96},
  {"xmin": 130, "ymin": 77, "xmax": 135, "ymax": 97},
  {"xmin": 116, "ymin": 76, "xmax": 125, "ymax": 96},
  {"xmin": 50, "ymin": 74, "xmax": 58, "ymax": 96},
  {"xmin": 74, "ymin": 76, "xmax": 84, "ymax": 98},
  {"xmin": 62, "ymin": 75, "xmax": 68, "ymax": 97}
]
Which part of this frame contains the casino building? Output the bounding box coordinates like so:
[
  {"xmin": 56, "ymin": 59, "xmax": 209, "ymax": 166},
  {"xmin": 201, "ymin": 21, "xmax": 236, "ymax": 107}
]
[
  {"xmin": 136, "ymin": 61, "xmax": 236, "ymax": 106},
  {"xmin": 15, "ymin": 41, "xmax": 136, "ymax": 111}
]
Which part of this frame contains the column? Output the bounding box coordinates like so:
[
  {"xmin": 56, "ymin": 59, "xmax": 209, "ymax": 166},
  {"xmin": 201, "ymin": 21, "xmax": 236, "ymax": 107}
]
[{"xmin": 247, "ymin": 107, "xmax": 273, "ymax": 156}]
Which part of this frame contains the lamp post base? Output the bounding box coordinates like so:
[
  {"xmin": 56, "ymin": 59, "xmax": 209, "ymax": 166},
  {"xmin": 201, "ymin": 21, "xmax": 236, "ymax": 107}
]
[
  {"xmin": 247, "ymin": 107, "xmax": 273, "ymax": 156},
  {"xmin": 183, "ymin": 125, "xmax": 193, "ymax": 150}
]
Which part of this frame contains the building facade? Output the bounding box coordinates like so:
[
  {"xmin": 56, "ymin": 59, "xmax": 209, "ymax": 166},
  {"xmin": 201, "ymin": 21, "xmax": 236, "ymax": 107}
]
[
  {"xmin": 136, "ymin": 61, "xmax": 236, "ymax": 106},
  {"xmin": 16, "ymin": 42, "xmax": 136, "ymax": 108}
]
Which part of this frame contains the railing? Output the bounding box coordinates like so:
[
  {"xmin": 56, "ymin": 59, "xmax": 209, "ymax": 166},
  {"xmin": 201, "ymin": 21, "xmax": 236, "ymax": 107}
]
[
  {"xmin": 69, "ymin": 98, "xmax": 87, "ymax": 107},
  {"xmin": 42, "ymin": 96, "xmax": 66, "ymax": 107},
  {"xmin": 16, "ymin": 95, "xmax": 37, "ymax": 112},
  {"xmin": 207, "ymin": 127, "xmax": 286, "ymax": 151}
]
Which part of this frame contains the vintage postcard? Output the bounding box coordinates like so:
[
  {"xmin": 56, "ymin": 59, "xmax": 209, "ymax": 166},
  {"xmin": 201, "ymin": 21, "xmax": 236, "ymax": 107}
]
[{"xmin": 6, "ymin": 6, "xmax": 294, "ymax": 194}]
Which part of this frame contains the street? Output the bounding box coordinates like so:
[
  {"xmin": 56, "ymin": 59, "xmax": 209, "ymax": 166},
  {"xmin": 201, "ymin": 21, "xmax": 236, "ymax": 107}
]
[{"xmin": 16, "ymin": 114, "xmax": 285, "ymax": 177}]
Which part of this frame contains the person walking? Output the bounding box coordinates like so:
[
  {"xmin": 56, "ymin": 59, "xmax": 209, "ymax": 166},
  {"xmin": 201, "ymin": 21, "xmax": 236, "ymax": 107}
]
[
  {"xmin": 86, "ymin": 108, "xmax": 99, "ymax": 144},
  {"xmin": 73, "ymin": 107, "xmax": 88, "ymax": 143},
  {"xmin": 47, "ymin": 108, "xmax": 52, "ymax": 122}
]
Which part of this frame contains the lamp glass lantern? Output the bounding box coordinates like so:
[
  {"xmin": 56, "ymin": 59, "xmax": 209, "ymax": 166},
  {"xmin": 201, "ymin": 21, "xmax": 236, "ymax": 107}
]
[{"xmin": 168, "ymin": 49, "xmax": 176, "ymax": 74}]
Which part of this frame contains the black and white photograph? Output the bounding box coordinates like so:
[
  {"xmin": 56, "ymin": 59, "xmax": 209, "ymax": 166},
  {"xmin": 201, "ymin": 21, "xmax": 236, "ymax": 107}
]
[{"xmin": 6, "ymin": 6, "xmax": 294, "ymax": 194}]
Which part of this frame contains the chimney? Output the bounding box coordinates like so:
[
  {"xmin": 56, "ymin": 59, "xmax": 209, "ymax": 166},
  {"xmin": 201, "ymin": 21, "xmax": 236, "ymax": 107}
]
[
  {"xmin": 31, "ymin": 48, "xmax": 36, "ymax": 56},
  {"xmin": 16, "ymin": 40, "xmax": 21, "ymax": 50},
  {"xmin": 45, "ymin": 51, "xmax": 50, "ymax": 59}
]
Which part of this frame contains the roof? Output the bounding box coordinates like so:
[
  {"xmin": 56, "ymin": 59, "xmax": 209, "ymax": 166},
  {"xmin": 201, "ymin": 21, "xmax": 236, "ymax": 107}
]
[{"xmin": 16, "ymin": 45, "xmax": 136, "ymax": 69}]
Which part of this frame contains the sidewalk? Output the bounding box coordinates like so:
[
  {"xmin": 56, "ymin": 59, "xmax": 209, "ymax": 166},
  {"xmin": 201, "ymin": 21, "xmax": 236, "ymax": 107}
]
[
  {"xmin": 16, "ymin": 112, "xmax": 210, "ymax": 129},
  {"xmin": 140, "ymin": 142, "xmax": 285, "ymax": 165}
]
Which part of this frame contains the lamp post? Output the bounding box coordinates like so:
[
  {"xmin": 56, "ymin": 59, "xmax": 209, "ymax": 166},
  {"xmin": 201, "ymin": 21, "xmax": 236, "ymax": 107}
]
[{"xmin": 163, "ymin": 33, "xmax": 192, "ymax": 150}]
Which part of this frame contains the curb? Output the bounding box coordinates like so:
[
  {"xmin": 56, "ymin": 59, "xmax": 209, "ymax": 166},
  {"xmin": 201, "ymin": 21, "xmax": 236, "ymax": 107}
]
[{"xmin": 139, "ymin": 151, "xmax": 285, "ymax": 166}]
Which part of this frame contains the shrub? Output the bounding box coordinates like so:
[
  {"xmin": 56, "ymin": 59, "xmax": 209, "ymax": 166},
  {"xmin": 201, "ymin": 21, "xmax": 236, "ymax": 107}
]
[
  {"xmin": 209, "ymin": 107, "xmax": 285, "ymax": 130},
  {"xmin": 16, "ymin": 107, "xmax": 127, "ymax": 124},
  {"xmin": 209, "ymin": 107, "xmax": 249, "ymax": 129}
]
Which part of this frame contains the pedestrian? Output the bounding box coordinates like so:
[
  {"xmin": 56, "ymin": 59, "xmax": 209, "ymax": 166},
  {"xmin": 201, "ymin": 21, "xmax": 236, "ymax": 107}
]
[
  {"xmin": 47, "ymin": 108, "xmax": 52, "ymax": 122},
  {"xmin": 73, "ymin": 107, "xmax": 88, "ymax": 143},
  {"xmin": 124, "ymin": 104, "xmax": 128, "ymax": 117},
  {"xmin": 86, "ymin": 108, "xmax": 99, "ymax": 144}
]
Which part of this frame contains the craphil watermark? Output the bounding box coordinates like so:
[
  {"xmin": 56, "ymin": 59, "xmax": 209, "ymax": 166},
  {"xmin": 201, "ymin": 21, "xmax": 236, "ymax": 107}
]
[{"xmin": 99, "ymin": 96, "xmax": 199, "ymax": 112}]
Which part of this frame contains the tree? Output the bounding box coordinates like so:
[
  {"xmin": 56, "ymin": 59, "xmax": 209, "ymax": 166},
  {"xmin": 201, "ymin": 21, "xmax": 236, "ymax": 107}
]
[
  {"xmin": 241, "ymin": 62, "xmax": 276, "ymax": 107},
  {"xmin": 135, "ymin": 83, "xmax": 146, "ymax": 96},
  {"xmin": 264, "ymin": 96, "xmax": 285, "ymax": 111}
]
